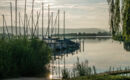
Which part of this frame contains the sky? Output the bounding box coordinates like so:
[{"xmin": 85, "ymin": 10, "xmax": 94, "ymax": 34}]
[{"xmin": 0, "ymin": 0, "xmax": 109, "ymax": 30}]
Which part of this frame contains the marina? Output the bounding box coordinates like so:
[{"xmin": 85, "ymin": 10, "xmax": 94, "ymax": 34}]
[{"xmin": 0, "ymin": 0, "xmax": 130, "ymax": 80}]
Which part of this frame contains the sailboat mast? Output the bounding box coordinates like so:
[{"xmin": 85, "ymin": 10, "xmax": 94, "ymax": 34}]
[
  {"xmin": 32, "ymin": 0, "xmax": 34, "ymax": 38},
  {"xmin": 19, "ymin": 12, "xmax": 21, "ymax": 36},
  {"xmin": 24, "ymin": 0, "xmax": 27, "ymax": 37},
  {"xmin": 2, "ymin": 15, "xmax": 5, "ymax": 39},
  {"xmin": 48, "ymin": 5, "xmax": 50, "ymax": 38},
  {"xmin": 10, "ymin": 2, "xmax": 13, "ymax": 35},
  {"xmin": 42, "ymin": 3, "xmax": 44, "ymax": 39},
  {"xmin": 4, "ymin": 16, "xmax": 10, "ymax": 39},
  {"xmin": 63, "ymin": 11, "xmax": 65, "ymax": 39},
  {"xmin": 51, "ymin": 12, "xmax": 53, "ymax": 37},
  {"xmin": 54, "ymin": 13, "xmax": 58, "ymax": 37},
  {"xmin": 37, "ymin": 11, "xmax": 39, "ymax": 37},
  {"xmin": 26, "ymin": 14, "xmax": 28, "ymax": 36},
  {"xmin": 63, "ymin": 11, "xmax": 66, "ymax": 70},
  {"xmin": 58, "ymin": 10, "xmax": 60, "ymax": 39},
  {"xmin": 15, "ymin": 0, "xmax": 18, "ymax": 36}
]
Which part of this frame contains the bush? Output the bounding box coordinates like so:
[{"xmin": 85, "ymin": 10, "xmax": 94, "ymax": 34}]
[
  {"xmin": 62, "ymin": 68, "xmax": 70, "ymax": 79},
  {"xmin": 0, "ymin": 38, "xmax": 52, "ymax": 78},
  {"xmin": 73, "ymin": 57, "xmax": 92, "ymax": 77}
]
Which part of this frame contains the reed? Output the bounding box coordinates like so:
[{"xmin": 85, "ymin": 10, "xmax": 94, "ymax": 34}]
[
  {"xmin": 62, "ymin": 68, "xmax": 70, "ymax": 79},
  {"xmin": 0, "ymin": 38, "xmax": 52, "ymax": 78},
  {"xmin": 62, "ymin": 57, "xmax": 95, "ymax": 79}
]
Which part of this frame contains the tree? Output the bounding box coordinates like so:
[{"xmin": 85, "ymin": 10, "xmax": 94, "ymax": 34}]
[
  {"xmin": 122, "ymin": 0, "xmax": 130, "ymax": 40},
  {"xmin": 107, "ymin": 0, "xmax": 130, "ymax": 41},
  {"xmin": 107, "ymin": 0, "xmax": 116, "ymax": 36},
  {"xmin": 114, "ymin": 0, "xmax": 120, "ymax": 34}
]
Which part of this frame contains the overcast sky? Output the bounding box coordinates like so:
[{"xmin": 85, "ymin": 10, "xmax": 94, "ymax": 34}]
[{"xmin": 0, "ymin": 0, "xmax": 109, "ymax": 30}]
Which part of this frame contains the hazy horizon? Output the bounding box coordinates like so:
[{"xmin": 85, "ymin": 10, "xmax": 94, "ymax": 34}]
[{"xmin": 0, "ymin": 0, "xmax": 109, "ymax": 30}]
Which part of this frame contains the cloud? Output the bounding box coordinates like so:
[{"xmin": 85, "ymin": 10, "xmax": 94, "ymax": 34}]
[{"xmin": 0, "ymin": 0, "xmax": 109, "ymax": 30}]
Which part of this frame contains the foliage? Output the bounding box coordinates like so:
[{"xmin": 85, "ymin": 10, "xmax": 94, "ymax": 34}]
[
  {"xmin": 122, "ymin": 0, "xmax": 130, "ymax": 41},
  {"xmin": 62, "ymin": 68, "xmax": 70, "ymax": 79},
  {"xmin": 107, "ymin": 0, "xmax": 116, "ymax": 36},
  {"xmin": 107, "ymin": 0, "xmax": 130, "ymax": 41},
  {"xmin": 62, "ymin": 58, "xmax": 97, "ymax": 79},
  {"xmin": 72, "ymin": 57, "xmax": 93, "ymax": 77},
  {"xmin": 0, "ymin": 38, "xmax": 52, "ymax": 78},
  {"xmin": 112, "ymin": 33, "xmax": 124, "ymax": 41},
  {"xmin": 61, "ymin": 58, "xmax": 130, "ymax": 80},
  {"xmin": 66, "ymin": 75, "xmax": 130, "ymax": 80},
  {"xmin": 114, "ymin": 0, "xmax": 120, "ymax": 33}
]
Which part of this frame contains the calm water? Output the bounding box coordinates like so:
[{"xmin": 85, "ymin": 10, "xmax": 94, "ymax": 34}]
[
  {"xmin": 3, "ymin": 38, "xmax": 130, "ymax": 80},
  {"xmin": 52, "ymin": 38, "xmax": 130, "ymax": 79}
]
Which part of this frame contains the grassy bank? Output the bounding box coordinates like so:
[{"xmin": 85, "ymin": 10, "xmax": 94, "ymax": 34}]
[
  {"xmin": 66, "ymin": 75, "xmax": 130, "ymax": 80},
  {"xmin": 61, "ymin": 58, "xmax": 130, "ymax": 80},
  {"xmin": 0, "ymin": 38, "xmax": 52, "ymax": 79}
]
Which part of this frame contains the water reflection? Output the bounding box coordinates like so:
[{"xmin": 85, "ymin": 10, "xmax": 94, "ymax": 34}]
[
  {"xmin": 51, "ymin": 38, "xmax": 111, "ymax": 79},
  {"xmin": 51, "ymin": 38, "xmax": 130, "ymax": 79}
]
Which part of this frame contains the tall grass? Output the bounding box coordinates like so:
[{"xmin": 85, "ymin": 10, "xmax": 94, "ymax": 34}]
[
  {"xmin": 62, "ymin": 68, "xmax": 70, "ymax": 79},
  {"xmin": 0, "ymin": 38, "xmax": 52, "ymax": 78},
  {"xmin": 62, "ymin": 57, "xmax": 95, "ymax": 79},
  {"xmin": 73, "ymin": 57, "xmax": 93, "ymax": 77}
]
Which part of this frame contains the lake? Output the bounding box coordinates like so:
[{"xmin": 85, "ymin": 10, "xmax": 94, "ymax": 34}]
[
  {"xmin": 51, "ymin": 38, "xmax": 130, "ymax": 79},
  {"xmin": 1, "ymin": 27, "xmax": 130, "ymax": 79}
]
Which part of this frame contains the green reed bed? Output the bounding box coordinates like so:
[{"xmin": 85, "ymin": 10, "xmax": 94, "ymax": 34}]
[
  {"xmin": 66, "ymin": 75, "xmax": 130, "ymax": 80},
  {"xmin": 62, "ymin": 57, "xmax": 96, "ymax": 79},
  {"xmin": 0, "ymin": 38, "xmax": 52, "ymax": 78}
]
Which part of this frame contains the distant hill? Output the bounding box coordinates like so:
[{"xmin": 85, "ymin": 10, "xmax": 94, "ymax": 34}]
[
  {"xmin": 62, "ymin": 28, "xmax": 108, "ymax": 34},
  {"xmin": 0, "ymin": 27, "xmax": 109, "ymax": 34}
]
